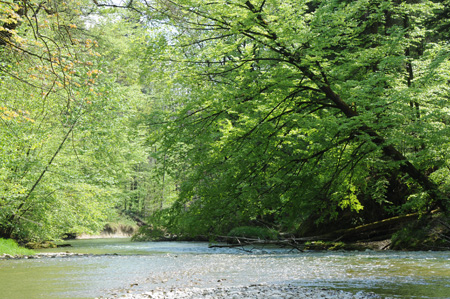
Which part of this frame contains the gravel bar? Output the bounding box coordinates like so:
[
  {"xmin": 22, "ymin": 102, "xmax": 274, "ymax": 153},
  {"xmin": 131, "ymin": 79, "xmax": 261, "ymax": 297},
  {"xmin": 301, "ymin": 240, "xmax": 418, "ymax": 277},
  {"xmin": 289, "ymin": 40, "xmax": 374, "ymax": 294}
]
[{"xmin": 115, "ymin": 284, "xmax": 387, "ymax": 299}]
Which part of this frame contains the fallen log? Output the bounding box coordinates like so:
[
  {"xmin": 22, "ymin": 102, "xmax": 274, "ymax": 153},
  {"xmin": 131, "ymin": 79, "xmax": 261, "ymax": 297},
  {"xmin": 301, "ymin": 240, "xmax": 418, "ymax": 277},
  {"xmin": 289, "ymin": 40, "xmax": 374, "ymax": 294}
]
[
  {"xmin": 311, "ymin": 211, "xmax": 436, "ymax": 242},
  {"xmin": 209, "ymin": 236, "xmax": 306, "ymax": 252},
  {"xmin": 210, "ymin": 211, "xmax": 438, "ymax": 251}
]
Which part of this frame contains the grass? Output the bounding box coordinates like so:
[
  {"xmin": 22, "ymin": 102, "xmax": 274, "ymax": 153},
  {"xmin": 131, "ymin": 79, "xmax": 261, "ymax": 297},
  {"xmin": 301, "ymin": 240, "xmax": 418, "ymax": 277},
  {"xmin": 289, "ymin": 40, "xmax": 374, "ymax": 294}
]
[{"xmin": 0, "ymin": 238, "xmax": 36, "ymax": 256}]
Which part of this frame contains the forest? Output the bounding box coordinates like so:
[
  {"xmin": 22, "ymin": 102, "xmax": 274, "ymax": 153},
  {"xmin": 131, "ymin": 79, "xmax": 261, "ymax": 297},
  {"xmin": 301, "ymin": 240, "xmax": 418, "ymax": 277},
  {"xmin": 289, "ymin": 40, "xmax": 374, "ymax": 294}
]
[{"xmin": 1, "ymin": 0, "xmax": 450, "ymax": 249}]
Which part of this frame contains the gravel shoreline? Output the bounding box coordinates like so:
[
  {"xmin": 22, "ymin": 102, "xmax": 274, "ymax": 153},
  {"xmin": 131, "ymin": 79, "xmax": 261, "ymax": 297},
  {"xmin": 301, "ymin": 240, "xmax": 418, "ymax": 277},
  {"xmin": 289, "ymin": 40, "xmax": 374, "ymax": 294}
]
[
  {"xmin": 0, "ymin": 252, "xmax": 122, "ymax": 259},
  {"xmin": 113, "ymin": 284, "xmax": 387, "ymax": 299}
]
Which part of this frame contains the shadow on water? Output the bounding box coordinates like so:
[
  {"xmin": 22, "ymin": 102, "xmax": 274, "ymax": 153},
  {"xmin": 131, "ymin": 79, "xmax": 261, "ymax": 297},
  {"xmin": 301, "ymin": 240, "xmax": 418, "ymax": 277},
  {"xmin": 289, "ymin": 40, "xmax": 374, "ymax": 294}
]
[{"xmin": 0, "ymin": 238, "xmax": 449, "ymax": 298}]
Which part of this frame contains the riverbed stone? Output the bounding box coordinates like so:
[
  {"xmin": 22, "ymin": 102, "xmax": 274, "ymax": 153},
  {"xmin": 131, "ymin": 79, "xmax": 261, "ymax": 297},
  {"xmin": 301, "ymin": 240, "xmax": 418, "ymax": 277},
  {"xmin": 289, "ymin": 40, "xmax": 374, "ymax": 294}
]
[{"xmin": 112, "ymin": 284, "xmax": 388, "ymax": 299}]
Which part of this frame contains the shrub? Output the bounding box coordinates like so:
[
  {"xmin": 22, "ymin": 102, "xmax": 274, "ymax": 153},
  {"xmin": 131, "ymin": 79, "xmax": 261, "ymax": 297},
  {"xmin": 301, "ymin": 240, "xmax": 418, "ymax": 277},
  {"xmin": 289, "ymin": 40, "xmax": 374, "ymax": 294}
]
[
  {"xmin": 227, "ymin": 226, "xmax": 279, "ymax": 240},
  {"xmin": 131, "ymin": 225, "xmax": 168, "ymax": 241},
  {"xmin": 0, "ymin": 238, "xmax": 35, "ymax": 255}
]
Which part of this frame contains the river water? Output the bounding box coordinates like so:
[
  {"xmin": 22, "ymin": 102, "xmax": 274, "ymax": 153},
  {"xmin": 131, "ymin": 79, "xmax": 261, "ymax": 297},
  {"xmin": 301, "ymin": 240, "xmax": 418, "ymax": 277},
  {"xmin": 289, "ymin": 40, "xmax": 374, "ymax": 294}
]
[{"xmin": 0, "ymin": 238, "xmax": 449, "ymax": 298}]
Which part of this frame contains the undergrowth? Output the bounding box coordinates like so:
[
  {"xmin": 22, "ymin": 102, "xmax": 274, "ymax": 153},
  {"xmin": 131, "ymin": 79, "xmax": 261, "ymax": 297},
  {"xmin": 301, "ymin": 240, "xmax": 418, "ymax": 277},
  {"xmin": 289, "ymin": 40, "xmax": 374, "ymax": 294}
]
[{"xmin": 0, "ymin": 238, "xmax": 35, "ymax": 255}]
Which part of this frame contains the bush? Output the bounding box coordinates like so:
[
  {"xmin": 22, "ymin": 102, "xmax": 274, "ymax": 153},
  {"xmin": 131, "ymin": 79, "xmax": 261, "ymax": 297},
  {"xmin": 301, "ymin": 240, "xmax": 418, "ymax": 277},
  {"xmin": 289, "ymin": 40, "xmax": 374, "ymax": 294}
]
[
  {"xmin": 391, "ymin": 215, "xmax": 450, "ymax": 250},
  {"xmin": 103, "ymin": 222, "xmax": 138, "ymax": 235},
  {"xmin": 0, "ymin": 238, "xmax": 35, "ymax": 255},
  {"xmin": 131, "ymin": 225, "xmax": 168, "ymax": 241},
  {"xmin": 227, "ymin": 226, "xmax": 279, "ymax": 240},
  {"xmin": 24, "ymin": 241, "xmax": 57, "ymax": 249}
]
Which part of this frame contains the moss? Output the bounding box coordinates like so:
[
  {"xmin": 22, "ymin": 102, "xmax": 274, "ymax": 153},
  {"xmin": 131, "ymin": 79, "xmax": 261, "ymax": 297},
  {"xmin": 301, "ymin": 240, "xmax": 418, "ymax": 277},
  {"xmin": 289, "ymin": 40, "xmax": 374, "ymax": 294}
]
[{"xmin": 24, "ymin": 241, "xmax": 57, "ymax": 249}]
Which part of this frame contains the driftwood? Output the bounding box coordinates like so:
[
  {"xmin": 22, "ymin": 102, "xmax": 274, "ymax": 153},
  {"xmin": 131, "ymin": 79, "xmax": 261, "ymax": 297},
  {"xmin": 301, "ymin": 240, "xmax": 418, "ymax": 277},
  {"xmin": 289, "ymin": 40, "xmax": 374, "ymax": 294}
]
[
  {"xmin": 209, "ymin": 211, "xmax": 435, "ymax": 251},
  {"xmin": 209, "ymin": 236, "xmax": 306, "ymax": 252}
]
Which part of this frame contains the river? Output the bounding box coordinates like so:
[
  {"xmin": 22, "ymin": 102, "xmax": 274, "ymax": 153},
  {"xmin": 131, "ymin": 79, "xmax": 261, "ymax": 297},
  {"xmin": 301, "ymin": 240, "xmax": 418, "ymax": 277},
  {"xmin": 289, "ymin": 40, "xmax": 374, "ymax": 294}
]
[{"xmin": 0, "ymin": 238, "xmax": 449, "ymax": 298}]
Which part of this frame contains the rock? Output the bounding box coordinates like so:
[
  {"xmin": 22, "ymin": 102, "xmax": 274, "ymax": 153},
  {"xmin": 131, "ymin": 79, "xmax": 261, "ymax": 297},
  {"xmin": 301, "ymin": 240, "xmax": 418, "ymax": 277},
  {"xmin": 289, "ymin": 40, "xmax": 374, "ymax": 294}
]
[
  {"xmin": 111, "ymin": 284, "xmax": 388, "ymax": 299},
  {"xmin": 25, "ymin": 241, "xmax": 57, "ymax": 249}
]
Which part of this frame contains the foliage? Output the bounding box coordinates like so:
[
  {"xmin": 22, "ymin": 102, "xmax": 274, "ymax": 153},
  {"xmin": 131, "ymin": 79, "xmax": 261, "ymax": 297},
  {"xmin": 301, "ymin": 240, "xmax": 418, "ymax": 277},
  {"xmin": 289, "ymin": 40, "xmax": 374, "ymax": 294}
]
[
  {"xmin": 391, "ymin": 226, "xmax": 428, "ymax": 250},
  {"xmin": 0, "ymin": 1, "xmax": 149, "ymax": 241},
  {"xmin": 0, "ymin": 238, "xmax": 35, "ymax": 255},
  {"xmin": 2, "ymin": 0, "xmax": 450, "ymax": 243},
  {"xmin": 103, "ymin": 222, "xmax": 138, "ymax": 236},
  {"xmin": 132, "ymin": 225, "xmax": 168, "ymax": 241},
  {"xmin": 227, "ymin": 226, "xmax": 279, "ymax": 240},
  {"xmin": 24, "ymin": 241, "xmax": 57, "ymax": 249},
  {"xmin": 139, "ymin": 0, "xmax": 450, "ymax": 237},
  {"xmin": 391, "ymin": 214, "xmax": 450, "ymax": 250}
]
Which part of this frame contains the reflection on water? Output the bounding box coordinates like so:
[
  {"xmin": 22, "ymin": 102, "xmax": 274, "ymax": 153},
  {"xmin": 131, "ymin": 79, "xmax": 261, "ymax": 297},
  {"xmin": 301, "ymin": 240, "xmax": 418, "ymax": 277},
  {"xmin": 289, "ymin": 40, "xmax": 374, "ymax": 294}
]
[{"xmin": 0, "ymin": 239, "xmax": 449, "ymax": 298}]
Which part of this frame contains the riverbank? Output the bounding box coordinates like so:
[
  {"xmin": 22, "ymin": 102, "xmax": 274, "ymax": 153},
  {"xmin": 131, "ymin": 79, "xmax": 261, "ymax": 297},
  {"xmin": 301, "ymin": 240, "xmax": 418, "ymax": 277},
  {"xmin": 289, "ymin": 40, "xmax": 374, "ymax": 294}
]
[
  {"xmin": 113, "ymin": 284, "xmax": 386, "ymax": 299},
  {"xmin": 0, "ymin": 238, "xmax": 35, "ymax": 256},
  {"xmin": 0, "ymin": 252, "xmax": 121, "ymax": 259}
]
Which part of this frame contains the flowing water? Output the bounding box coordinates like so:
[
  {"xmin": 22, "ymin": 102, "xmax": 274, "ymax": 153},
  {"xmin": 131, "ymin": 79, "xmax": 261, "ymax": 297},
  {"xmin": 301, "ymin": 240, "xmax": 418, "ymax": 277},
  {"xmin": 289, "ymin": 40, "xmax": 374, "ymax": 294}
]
[{"xmin": 0, "ymin": 238, "xmax": 449, "ymax": 298}]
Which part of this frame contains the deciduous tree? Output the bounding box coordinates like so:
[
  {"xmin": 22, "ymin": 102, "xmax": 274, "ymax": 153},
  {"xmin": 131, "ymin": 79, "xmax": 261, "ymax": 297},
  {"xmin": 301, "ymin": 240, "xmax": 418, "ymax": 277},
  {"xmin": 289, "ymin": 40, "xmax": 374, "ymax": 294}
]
[{"xmin": 142, "ymin": 0, "xmax": 450, "ymax": 236}]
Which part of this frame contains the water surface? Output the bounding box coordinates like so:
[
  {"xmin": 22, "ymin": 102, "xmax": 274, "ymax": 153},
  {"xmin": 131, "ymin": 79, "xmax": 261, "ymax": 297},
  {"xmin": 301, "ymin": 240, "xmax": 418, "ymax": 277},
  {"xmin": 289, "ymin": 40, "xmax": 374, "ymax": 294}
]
[{"xmin": 0, "ymin": 239, "xmax": 449, "ymax": 298}]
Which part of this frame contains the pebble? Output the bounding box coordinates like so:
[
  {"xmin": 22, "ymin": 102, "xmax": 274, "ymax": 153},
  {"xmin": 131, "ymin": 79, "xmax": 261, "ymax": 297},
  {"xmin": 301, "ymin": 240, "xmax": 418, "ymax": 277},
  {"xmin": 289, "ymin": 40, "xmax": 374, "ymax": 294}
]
[
  {"xmin": 112, "ymin": 284, "xmax": 387, "ymax": 299},
  {"xmin": 0, "ymin": 252, "xmax": 91, "ymax": 259}
]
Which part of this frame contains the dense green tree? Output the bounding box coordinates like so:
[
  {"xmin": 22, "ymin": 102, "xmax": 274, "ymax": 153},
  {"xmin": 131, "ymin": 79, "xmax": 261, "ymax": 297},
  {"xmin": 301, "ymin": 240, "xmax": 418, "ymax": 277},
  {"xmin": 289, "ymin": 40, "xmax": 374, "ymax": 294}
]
[
  {"xmin": 2, "ymin": 0, "xmax": 449, "ymax": 241},
  {"xmin": 142, "ymin": 0, "xmax": 450, "ymax": 236},
  {"xmin": 0, "ymin": 0, "xmax": 150, "ymax": 240}
]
